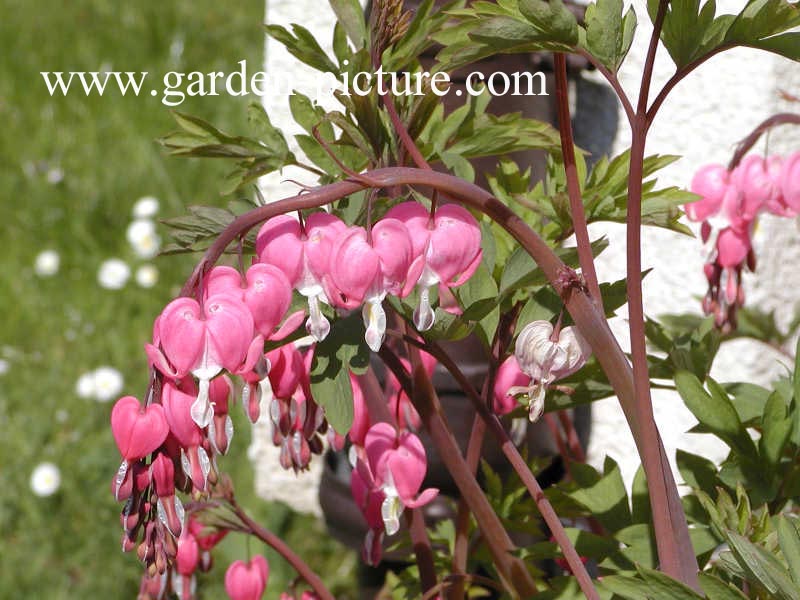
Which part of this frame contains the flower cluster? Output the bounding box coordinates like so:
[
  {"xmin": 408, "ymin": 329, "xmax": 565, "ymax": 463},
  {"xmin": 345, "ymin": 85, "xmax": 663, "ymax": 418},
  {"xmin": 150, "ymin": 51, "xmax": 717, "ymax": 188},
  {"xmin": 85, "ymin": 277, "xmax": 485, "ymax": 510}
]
[
  {"xmin": 685, "ymin": 152, "xmax": 800, "ymax": 329},
  {"xmin": 109, "ymin": 200, "xmax": 481, "ymax": 590}
]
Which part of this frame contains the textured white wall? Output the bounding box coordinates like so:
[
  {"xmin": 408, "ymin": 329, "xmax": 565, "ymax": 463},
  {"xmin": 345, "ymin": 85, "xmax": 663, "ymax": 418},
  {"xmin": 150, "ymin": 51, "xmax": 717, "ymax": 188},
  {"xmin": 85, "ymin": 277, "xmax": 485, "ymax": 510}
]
[{"xmin": 252, "ymin": 0, "xmax": 800, "ymax": 512}]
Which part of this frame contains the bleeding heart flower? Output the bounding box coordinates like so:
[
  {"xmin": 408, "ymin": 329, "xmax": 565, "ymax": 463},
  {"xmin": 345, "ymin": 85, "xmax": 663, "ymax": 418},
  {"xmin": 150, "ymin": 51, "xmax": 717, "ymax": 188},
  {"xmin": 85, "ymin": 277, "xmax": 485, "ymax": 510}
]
[
  {"xmin": 324, "ymin": 219, "xmax": 420, "ymax": 351},
  {"xmin": 361, "ymin": 422, "xmax": 438, "ymax": 537},
  {"xmin": 111, "ymin": 396, "xmax": 169, "ymax": 463},
  {"xmin": 150, "ymin": 452, "xmax": 184, "ymax": 538},
  {"xmin": 493, "ymin": 355, "xmax": 528, "ymax": 416},
  {"xmin": 162, "ymin": 381, "xmax": 212, "ymax": 491},
  {"xmin": 225, "ymin": 555, "xmax": 270, "ymax": 600},
  {"xmin": 731, "ymin": 154, "xmax": 784, "ymax": 218},
  {"xmin": 208, "ymin": 264, "xmax": 302, "ymax": 341},
  {"xmin": 147, "ymin": 294, "xmax": 261, "ymax": 428},
  {"xmin": 781, "ymin": 151, "xmax": 800, "ymax": 215},
  {"xmin": 384, "ymin": 201, "xmax": 482, "ymax": 331},
  {"xmin": 256, "ymin": 212, "xmax": 347, "ymax": 342},
  {"xmin": 511, "ymin": 320, "xmax": 590, "ymax": 421},
  {"xmin": 175, "ymin": 528, "xmax": 200, "ymax": 576},
  {"xmin": 686, "ymin": 164, "xmax": 730, "ymax": 223}
]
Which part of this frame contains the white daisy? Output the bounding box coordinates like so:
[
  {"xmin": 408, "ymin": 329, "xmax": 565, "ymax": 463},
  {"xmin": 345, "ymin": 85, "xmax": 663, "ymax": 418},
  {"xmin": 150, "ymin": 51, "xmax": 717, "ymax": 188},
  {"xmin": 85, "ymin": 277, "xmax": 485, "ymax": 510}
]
[
  {"xmin": 98, "ymin": 258, "xmax": 131, "ymax": 289},
  {"xmin": 34, "ymin": 250, "xmax": 60, "ymax": 277},
  {"xmin": 30, "ymin": 462, "xmax": 61, "ymax": 497},
  {"xmin": 75, "ymin": 372, "xmax": 96, "ymax": 398},
  {"xmin": 132, "ymin": 196, "xmax": 160, "ymax": 219},
  {"xmin": 135, "ymin": 264, "xmax": 159, "ymax": 288},
  {"xmin": 0, "ymin": 359, "xmax": 8, "ymax": 376},
  {"xmin": 126, "ymin": 219, "xmax": 161, "ymax": 259},
  {"xmin": 93, "ymin": 366, "xmax": 124, "ymax": 402}
]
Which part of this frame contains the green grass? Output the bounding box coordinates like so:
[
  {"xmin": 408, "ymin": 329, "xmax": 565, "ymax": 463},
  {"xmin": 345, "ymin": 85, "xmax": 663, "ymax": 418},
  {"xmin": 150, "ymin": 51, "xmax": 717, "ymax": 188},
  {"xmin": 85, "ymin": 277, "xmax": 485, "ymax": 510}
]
[{"xmin": 0, "ymin": 1, "xmax": 355, "ymax": 597}]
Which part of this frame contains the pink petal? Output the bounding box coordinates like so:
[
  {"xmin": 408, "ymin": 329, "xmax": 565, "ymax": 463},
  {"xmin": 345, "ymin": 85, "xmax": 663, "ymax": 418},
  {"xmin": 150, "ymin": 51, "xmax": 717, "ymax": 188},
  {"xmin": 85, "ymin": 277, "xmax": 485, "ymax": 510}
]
[
  {"xmin": 364, "ymin": 422, "xmax": 398, "ymax": 479},
  {"xmin": 255, "ymin": 215, "xmax": 304, "ymax": 285},
  {"xmin": 161, "ymin": 382, "xmax": 204, "ymax": 448},
  {"xmin": 244, "ymin": 263, "xmax": 292, "ymax": 337},
  {"xmin": 111, "ymin": 396, "xmax": 170, "ymax": 461},
  {"xmin": 687, "ymin": 164, "xmax": 729, "ymax": 221},
  {"xmin": 716, "ymin": 227, "xmax": 751, "ymax": 269},
  {"xmin": 403, "ymin": 486, "xmax": 439, "ymax": 509},
  {"xmin": 203, "ymin": 294, "xmax": 255, "ymax": 373},
  {"xmin": 371, "ymin": 218, "xmax": 413, "ymax": 295},
  {"xmin": 158, "ymin": 298, "xmax": 206, "ymax": 378},
  {"xmin": 206, "ymin": 265, "xmax": 244, "ymax": 298},
  {"xmin": 781, "ymin": 151, "xmax": 800, "ymax": 215},
  {"xmin": 328, "ymin": 227, "xmax": 382, "ymax": 308}
]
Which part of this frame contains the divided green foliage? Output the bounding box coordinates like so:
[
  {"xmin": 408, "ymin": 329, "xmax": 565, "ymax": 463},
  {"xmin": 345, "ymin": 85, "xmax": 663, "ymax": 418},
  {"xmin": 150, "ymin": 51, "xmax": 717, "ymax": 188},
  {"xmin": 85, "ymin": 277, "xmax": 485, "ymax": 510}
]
[
  {"xmin": 159, "ymin": 106, "xmax": 295, "ymax": 193},
  {"xmin": 581, "ymin": 0, "xmax": 638, "ymax": 72},
  {"xmin": 650, "ymin": 0, "xmax": 800, "ymax": 69},
  {"xmin": 436, "ymin": 0, "xmax": 638, "ymax": 73}
]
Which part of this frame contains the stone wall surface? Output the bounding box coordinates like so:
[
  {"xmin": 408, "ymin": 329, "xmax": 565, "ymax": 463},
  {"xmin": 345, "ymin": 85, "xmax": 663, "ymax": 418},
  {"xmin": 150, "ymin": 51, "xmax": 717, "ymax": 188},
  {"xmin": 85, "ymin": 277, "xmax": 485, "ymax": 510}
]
[{"xmin": 253, "ymin": 0, "xmax": 800, "ymax": 515}]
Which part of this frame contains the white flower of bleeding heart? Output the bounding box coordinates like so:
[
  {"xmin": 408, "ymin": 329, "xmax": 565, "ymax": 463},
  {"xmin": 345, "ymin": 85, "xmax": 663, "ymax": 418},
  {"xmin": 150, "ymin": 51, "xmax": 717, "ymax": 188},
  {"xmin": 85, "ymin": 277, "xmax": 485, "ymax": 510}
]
[
  {"xmin": 127, "ymin": 219, "xmax": 161, "ymax": 259},
  {"xmin": 30, "ymin": 462, "xmax": 61, "ymax": 497},
  {"xmin": 34, "ymin": 250, "xmax": 60, "ymax": 277},
  {"xmin": 509, "ymin": 320, "xmax": 591, "ymax": 422},
  {"xmin": 98, "ymin": 258, "xmax": 131, "ymax": 289},
  {"xmin": 132, "ymin": 196, "xmax": 159, "ymax": 218}
]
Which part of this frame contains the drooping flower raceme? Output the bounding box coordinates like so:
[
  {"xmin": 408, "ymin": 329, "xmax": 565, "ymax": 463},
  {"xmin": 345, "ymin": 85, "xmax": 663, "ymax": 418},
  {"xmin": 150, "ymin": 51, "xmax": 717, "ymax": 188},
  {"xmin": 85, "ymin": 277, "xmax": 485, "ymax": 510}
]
[
  {"xmin": 509, "ymin": 320, "xmax": 591, "ymax": 422},
  {"xmin": 686, "ymin": 153, "xmax": 799, "ymax": 329}
]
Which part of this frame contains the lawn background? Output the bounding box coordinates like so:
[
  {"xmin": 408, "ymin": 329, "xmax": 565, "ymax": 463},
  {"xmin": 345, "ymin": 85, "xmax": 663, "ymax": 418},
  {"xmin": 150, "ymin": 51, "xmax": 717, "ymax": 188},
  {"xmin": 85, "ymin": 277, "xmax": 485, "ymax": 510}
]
[{"xmin": 0, "ymin": 1, "xmax": 354, "ymax": 597}]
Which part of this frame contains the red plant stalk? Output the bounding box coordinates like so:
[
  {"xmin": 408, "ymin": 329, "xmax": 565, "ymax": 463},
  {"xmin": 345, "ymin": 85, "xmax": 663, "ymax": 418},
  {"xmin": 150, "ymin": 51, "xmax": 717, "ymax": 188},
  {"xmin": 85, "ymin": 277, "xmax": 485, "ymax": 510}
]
[{"xmin": 623, "ymin": 0, "xmax": 700, "ymax": 589}]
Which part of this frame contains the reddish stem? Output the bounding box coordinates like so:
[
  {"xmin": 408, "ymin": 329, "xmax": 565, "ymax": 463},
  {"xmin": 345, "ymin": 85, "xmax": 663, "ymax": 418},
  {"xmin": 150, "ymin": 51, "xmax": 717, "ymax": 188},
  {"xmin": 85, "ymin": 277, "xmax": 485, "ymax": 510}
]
[
  {"xmin": 553, "ymin": 53, "xmax": 602, "ymax": 304},
  {"xmin": 408, "ymin": 508, "xmax": 438, "ymax": 596},
  {"xmin": 544, "ymin": 413, "xmax": 573, "ymax": 479},
  {"xmin": 625, "ymin": 0, "xmax": 700, "ymax": 589},
  {"xmin": 557, "ymin": 410, "xmax": 586, "ymax": 463},
  {"xmin": 728, "ymin": 113, "xmax": 800, "ymax": 169}
]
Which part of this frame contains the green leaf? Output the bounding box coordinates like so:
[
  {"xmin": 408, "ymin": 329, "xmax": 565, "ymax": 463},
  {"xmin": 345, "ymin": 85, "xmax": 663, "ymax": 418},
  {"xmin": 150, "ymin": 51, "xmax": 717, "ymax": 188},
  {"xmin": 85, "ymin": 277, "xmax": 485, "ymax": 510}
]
[
  {"xmin": 793, "ymin": 335, "xmax": 800, "ymax": 445},
  {"xmin": 676, "ymin": 449, "xmax": 721, "ymax": 497},
  {"xmin": 518, "ymin": 0, "xmax": 580, "ymax": 46},
  {"xmin": 309, "ymin": 312, "xmax": 370, "ymax": 433},
  {"xmin": 725, "ymin": 530, "xmax": 800, "ymax": 600},
  {"xmin": 698, "ymin": 572, "xmax": 749, "ymax": 600},
  {"xmin": 328, "ymin": 0, "xmax": 367, "ymax": 49},
  {"xmin": 637, "ymin": 565, "xmax": 705, "ymax": 599},
  {"xmin": 630, "ymin": 465, "xmax": 651, "ymax": 524},
  {"xmin": 498, "ymin": 237, "xmax": 608, "ymax": 296},
  {"xmin": 759, "ymin": 391, "xmax": 792, "ymax": 468},
  {"xmin": 570, "ymin": 458, "xmax": 631, "ymax": 532},
  {"xmin": 264, "ymin": 24, "xmax": 339, "ymax": 74},
  {"xmin": 724, "ymin": 0, "xmax": 800, "ymax": 60},
  {"xmin": 724, "ymin": 382, "xmax": 771, "ymax": 425},
  {"xmin": 777, "ymin": 516, "xmax": 800, "ymax": 584},
  {"xmin": 675, "ymin": 371, "xmax": 758, "ymax": 458},
  {"xmin": 582, "ymin": 0, "xmax": 638, "ymax": 72}
]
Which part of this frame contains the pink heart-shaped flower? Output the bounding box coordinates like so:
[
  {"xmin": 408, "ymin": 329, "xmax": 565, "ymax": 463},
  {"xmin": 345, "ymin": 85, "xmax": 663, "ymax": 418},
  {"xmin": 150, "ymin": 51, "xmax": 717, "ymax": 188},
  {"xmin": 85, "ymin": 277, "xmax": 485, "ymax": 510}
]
[
  {"xmin": 111, "ymin": 396, "xmax": 169, "ymax": 461},
  {"xmin": 225, "ymin": 556, "xmax": 270, "ymax": 600}
]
